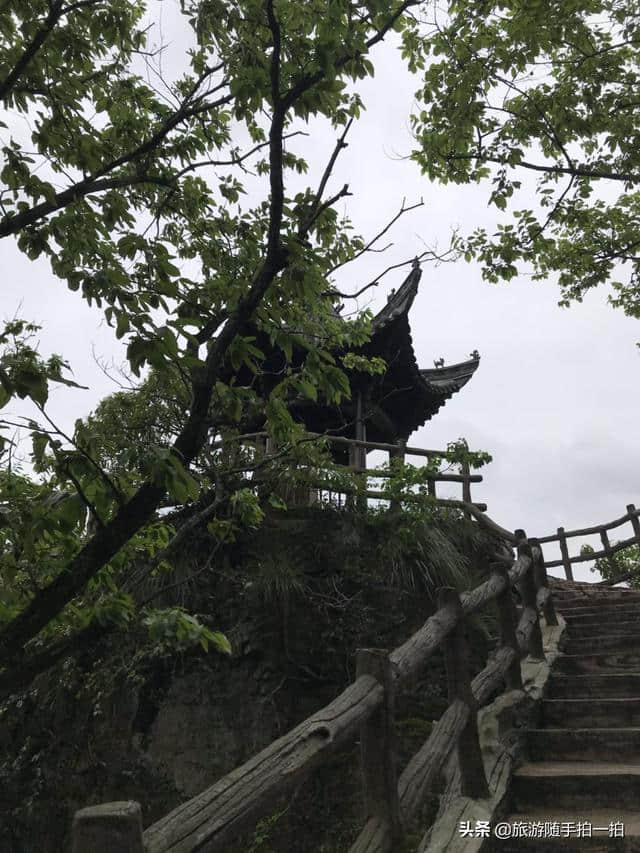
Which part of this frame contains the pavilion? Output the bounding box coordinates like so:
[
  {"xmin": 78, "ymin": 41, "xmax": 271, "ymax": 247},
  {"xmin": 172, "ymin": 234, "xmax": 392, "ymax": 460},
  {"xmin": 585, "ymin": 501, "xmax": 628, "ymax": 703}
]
[{"xmin": 287, "ymin": 260, "xmax": 480, "ymax": 464}]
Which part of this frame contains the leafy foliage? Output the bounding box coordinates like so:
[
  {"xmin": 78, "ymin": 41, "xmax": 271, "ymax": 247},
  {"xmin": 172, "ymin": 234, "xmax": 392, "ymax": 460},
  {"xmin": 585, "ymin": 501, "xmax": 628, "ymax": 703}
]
[
  {"xmin": 0, "ymin": 0, "xmax": 438, "ymax": 691},
  {"xmin": 412, "ymin": 0, "xmax": 640, "ymax": 318},
  {"xmin": 582, "ymin": 542, "xmax": 640, "ymax": 587},
  {"xmin": 143, "ymin": 607, "xmax": 231, "ymax": 653}
]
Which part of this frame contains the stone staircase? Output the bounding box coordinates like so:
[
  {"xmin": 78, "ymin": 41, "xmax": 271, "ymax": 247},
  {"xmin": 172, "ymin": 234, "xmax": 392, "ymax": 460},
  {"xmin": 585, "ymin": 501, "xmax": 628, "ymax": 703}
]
[{"xmin": 491, "ymin": 589, "xmax": 640, "ymax": 851}]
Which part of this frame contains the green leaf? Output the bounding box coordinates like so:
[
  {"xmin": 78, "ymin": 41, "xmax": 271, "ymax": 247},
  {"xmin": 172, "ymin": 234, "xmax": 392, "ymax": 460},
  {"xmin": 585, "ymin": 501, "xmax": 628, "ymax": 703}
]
[
  {"xmin": 297, "ymin": 378, "xmax": 317, "ymax": 401},
  {"xmin": 31, "ymin": 432, "xmax": 49, "ymax": 467}
]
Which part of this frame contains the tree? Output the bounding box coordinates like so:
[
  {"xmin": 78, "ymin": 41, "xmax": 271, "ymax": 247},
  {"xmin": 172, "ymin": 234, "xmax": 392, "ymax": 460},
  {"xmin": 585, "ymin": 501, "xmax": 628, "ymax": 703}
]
[
  {"xmin": 411, "ymin": 0, "xmax": 640, "ymax": 319},
  {"xmin": 0, "ymin": 0, "xmax": 442, "ymax": 693},
  {"xmin": 582, "ymin": 542, "xmax": 640, "ymax": 587},
  {"xmin": 10, "ymin": 0, "xmax": 624, "ymax": 697}
]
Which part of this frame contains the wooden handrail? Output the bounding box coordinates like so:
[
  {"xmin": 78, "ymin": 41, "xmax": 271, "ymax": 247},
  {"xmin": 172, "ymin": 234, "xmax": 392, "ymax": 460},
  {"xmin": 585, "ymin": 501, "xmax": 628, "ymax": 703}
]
[
  {"xmin": 439, "ymin": 587, "xmax": 489, "ymax": 799},
  {"xmin": 343, "ymin": 467, "xmax": 483, "ymax": 484},
  {"xmin": 74, "ymin": 522, "xmax": 554, "ymax": 853},
  {"xmin": 353, "ymin": 650, "xmax": 403, "ymax": 849},
  {"xmin": 143, "ymin": 676, "xmax": 384, "ymax": 853},
  {"xmin": 459, "ymin": 502, "xmax": 516, "ymax": 543},
  {"xmin": 545, "ymin": 534, "xmax": 639, "ymax": 568},
  {"xmin": 214, "ymin": 432, "xmax": 485, "ymax": 511},
  {"xmin": 491, "ymin": 562, "xmax": 523, "ymax": 689},
  {"xmin": 529, "ymin": 503, "xmax": 640, "ymax": 581},
  {"xmin": 211, "ymin": 431, "xmax": 451, "ymax": 459},
  {"xmin": 537, "ymin": 505, "xmax": 640, "ymax": 543},
  {"xmin": 314, "ymin": 434, "xmax": 450, "ymax": 459}
]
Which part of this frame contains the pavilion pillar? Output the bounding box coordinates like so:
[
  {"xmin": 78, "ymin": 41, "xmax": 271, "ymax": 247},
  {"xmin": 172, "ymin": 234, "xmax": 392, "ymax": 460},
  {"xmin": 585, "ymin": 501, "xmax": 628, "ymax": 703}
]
[
  {"xmin": 348, "ymin": 389, "xmax": 367, "ymax": 469},
  {"xmin": 349, "ymin": 389, "xmax": 367, "ymax": 510}
]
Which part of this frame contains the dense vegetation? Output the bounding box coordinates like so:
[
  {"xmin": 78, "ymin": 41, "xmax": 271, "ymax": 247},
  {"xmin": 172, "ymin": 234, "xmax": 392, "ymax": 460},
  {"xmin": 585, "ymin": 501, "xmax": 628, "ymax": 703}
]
[
  {"xmin": 1, "ymin": 502, "xmax": 496, "ymax": 852},
  {"xmin": 583, "ymin": 542, "xmax": 640, "ymax": 587}
]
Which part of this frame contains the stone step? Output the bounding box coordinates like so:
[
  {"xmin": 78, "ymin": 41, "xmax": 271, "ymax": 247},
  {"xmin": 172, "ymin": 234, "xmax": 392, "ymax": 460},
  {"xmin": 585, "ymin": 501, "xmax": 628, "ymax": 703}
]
[
  {"xmin": 566, "ymin": 620, "xmax": 640, "ymax": 638},
  {"xmin": 556, "ymin": 597, "xmax": 640, "ymax": 612},
  {"xmin": 563, "ymin": 620, "xmax": 640, "ymax": 636},
  {"xmin": 559, "ymin": 604, "xmax": 640, "ymax": 620},
  {"xmin": 546, "ymin": 674, "xmax": 640, "ymax": 699},
  {"xmin": 563, "ymin": 634, "xmax": 640, "ymax": 655},
  {"xmin": 554, "ymin": 598, "xmax": 640, "ymax": 617},
  {"xmin": 543, "ymin": 698, "xmax": 640, "ymax": 728},
  {"xmin": 528, "ymin": 728, "xmax": 640, "ymax": 762},
  {"xmin": 487, "ymin": 591, "xmax": 640, "ymax": 849},
  {"xmin": 512, "ymin": 761, "xmax": 640, "ymax": 810},
  {"xmin": 483, "ymin": 809, "xmax": 639, "ymax": 852},
  {"xmin": 557, "ymin": 606, "xmax": 637, "ymax": 617},
  {"xmin": 554, "ymin": 651, "xmax": 640, "ymax": 675}
]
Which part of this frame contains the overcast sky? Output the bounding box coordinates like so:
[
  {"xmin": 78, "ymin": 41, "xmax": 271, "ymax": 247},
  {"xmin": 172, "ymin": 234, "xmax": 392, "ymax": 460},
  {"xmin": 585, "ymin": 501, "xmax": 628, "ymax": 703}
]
[{"xmin": 3, "ymin": 2, "xmax": 639, "ymax": 582}]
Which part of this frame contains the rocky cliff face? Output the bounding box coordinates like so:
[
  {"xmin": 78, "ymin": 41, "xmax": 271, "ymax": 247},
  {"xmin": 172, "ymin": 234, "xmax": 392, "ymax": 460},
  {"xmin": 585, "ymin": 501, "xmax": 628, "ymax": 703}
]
[{"xmin": 0, "ymin": 507, "xmax": 493, "ymax": 853}]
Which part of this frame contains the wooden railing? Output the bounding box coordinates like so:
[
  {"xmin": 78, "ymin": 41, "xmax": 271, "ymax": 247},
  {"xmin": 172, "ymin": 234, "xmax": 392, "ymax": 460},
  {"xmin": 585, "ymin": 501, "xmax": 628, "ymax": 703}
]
[
  {"xmin": 316, "ymin": 436, "xmax": 486, "ymax": 513},
  {"xmin": 71, "ymin": 522, "xmax": 558, "ymax": 853},
  {"xmin": 222, "ymin": 432, "xmax": 487, "ymax": 513},
  {"xmin": 535, "ymin": 503, "xmax": 640, "ymax": 582}
]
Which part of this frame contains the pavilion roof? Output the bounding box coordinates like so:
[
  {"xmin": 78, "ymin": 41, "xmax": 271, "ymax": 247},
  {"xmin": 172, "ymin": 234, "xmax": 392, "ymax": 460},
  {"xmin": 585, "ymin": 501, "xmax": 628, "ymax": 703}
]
[
  {"xmin": 371, "ymin": 259, "xmax": 421, "ymax": 331},
  {"xmin": 356, "ymin": 262, "xmax": 480, "ymax": 440},
  {"xmin": 420, "ymin": 357, "xmax": 480, "ymax": 395}
]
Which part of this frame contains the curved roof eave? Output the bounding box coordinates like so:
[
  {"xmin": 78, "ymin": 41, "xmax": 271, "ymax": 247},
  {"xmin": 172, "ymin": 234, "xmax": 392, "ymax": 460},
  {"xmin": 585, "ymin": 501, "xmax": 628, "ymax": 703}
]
[
  {"xmin": 419, "ymin": 355, "xmax": 480, "ymax": 395},
  {"xmin": 371, "ymin": 261, "xmax": 422, "ymax": 332}
]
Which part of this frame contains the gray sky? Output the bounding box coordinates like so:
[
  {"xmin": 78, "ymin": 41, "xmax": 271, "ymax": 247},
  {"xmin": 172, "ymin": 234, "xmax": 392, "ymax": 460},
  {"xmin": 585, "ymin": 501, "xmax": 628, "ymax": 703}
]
[{"xmin": 3, "ymin": 1, "xmax": 639, "ymax": 582}]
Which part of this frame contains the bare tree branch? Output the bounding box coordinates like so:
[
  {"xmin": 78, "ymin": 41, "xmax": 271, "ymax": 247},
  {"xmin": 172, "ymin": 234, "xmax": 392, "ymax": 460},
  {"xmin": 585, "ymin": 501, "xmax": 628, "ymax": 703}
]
[
  {"xmin": 334, "ymin": 249, "xmax": 453, "ymax": 301},
  {"xmin": 299, "ymin": 119, "xmax": 353, "ymax": 236},
  {"xmin": 304, "ymin": 183, "xmax": 353, "ymax": 231},
  {"xmin": 328, "ymin": 197, "xmax": 424, "ymax": 276},
  {"xmin": 448, "ymin": 152, "xmax": 640, "ymax": 184},
  {"xmin": 173, "ymin": 130, "xmax": 309, "ymax": 180}
]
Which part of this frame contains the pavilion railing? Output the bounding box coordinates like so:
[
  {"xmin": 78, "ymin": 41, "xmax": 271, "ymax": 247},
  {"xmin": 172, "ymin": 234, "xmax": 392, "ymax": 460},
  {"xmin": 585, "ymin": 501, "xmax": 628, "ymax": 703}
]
[
  {"xmin": 216, "ymin": 431, "xmax": 487, "ymax": 513},
  {"xmin": 71, "ymin": 522, "xmax": 558, "ymax": 853}
]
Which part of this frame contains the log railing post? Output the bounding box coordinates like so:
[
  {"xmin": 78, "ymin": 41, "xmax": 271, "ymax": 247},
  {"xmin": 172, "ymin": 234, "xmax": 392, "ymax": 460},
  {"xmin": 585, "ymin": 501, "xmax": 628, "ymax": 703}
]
[
  {"xmin": 354, "ymin": 391, "xmax": 368, "ymax": 512},
  {"xmin": 628, "ymin": 504, "xmax": 640, "ymax": 540},
  {"xmin": 490, "ymin": 563, "xmax": 523, "ymax": 690},
  {"xmin": 557, "ymin": 526, "xmax": 574, "ymax": 581},
  {"xmin": 355, "ymin": 649, "xmax": 403, "ymax": 846},
  {"xmin": 515, "ymin": 530, "xmax": 545, "ymax": 661},
  {"xmin": 600, "ymin": 528, "xmax": 617, "ymax": 574},
  {"xmin": 438, "ymin": 588, "xmax": 490, "ymax": 799},
  {"xmin": 461, "ymin": 460, "xmax": 471, "ymax": 520},
  {"xmin": 529, "ymin": 538, "xmax": 558, "ymax": 627},
  {"xmin": 72, "ymin": 802, "xmax": 144, "ymax": 853},
  {"xmin": 346, "ymin": 438, "xmax": 357, "ymax": 510},
  {"xmin": 388, "ymin": 439, "xmax": 406, "ymax": 513}
]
